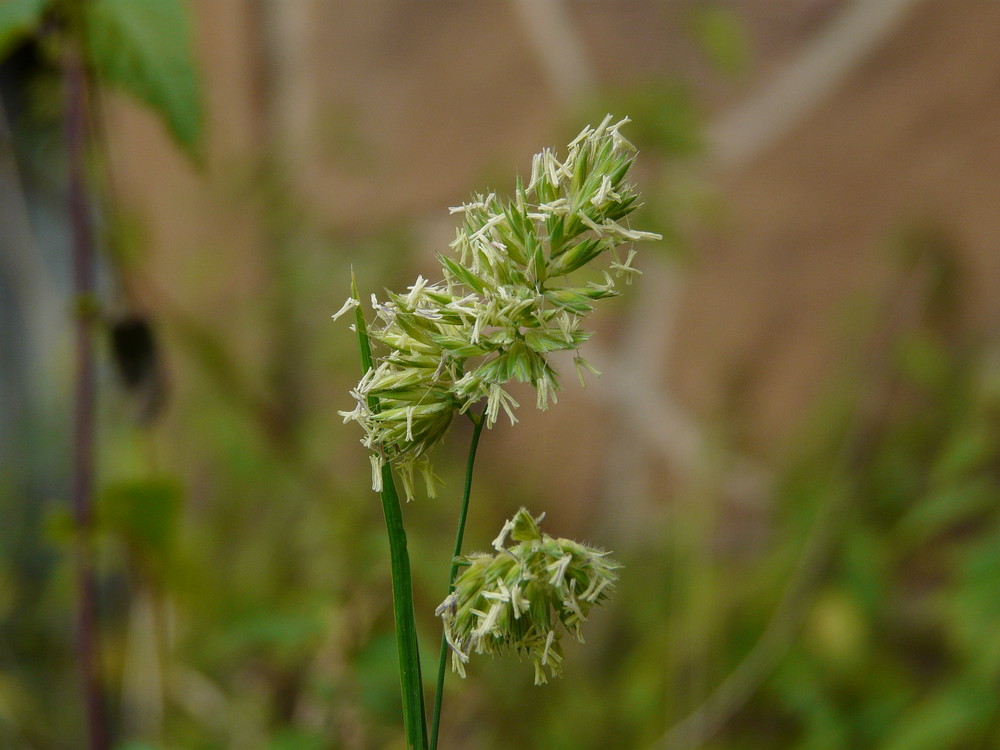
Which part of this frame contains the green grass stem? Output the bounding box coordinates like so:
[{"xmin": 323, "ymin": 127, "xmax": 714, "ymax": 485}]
[
  {"xmin": 352, "ymin": 273, "xmax": 428, "ymax": 750},
  {"xmin": 430, "ymin": 410, "xmax": 486, "ymax": 750}
]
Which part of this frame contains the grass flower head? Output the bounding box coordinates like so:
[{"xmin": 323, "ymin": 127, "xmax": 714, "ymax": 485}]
[
  {"xmin": 338, "ymin": 115, "xmax": 660, "ymax": 500},
  {"xmin": 436, "ymin": 508, "xmax": 620, "ymax": 685}
]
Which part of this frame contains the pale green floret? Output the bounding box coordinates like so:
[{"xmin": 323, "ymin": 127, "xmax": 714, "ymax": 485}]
[
  {"xmin": 338, "ymin": 115, "xmax": 661, "ymax": 500},
  {"xmin": 435, "ymin": 508, "xmax": 620, "ymax": 685}
]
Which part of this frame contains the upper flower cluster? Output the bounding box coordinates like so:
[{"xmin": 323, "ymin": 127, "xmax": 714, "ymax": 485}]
[
  {"xmin": 337, "ymin": 115, "xmax": 660, "ymax": 500},
  {"xmin": 436, "ymin": 508, "xmax": 620, "ymax": 685}
]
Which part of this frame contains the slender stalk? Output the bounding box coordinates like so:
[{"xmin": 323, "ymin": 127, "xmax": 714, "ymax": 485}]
[
  {"xmin": 378, "ymin": 466, "xmax": 429, "ymax": 750},
  {"xmin": 66, "ymin": 43, "xmax": 110, "ymax": 750},
  {"xmin": 430, "ymin": 411, "xmax": 486, "ymax": 750},
  {"xmin": 351, "ymin": 275, "xmax": 428, "ymax": 750}
]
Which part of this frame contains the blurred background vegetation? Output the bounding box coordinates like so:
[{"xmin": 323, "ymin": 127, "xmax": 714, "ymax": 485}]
[{"xmin": 4, "ymin": 1, "xmax": 1000, "ymax": 748}]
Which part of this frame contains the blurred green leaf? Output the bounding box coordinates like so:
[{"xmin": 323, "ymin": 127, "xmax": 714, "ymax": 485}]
[
  {"xmin": 930, "ymin": 423, "xmax": 996, "ymax": 483},
  {"xmin": 773, "ymin": 657, "xmax": 849, "ymax": 750},
  {"xmin": 895, "ymin": 477, "xmax": 994, "ymax": 549},
  {"xmin": 840, "ymin": 528, "xmax": 887, "ymax": 616},
  {"xmin": 267, "ymin": 729, "xmax": 325, "ymax": 750},
  {"xmin": 0, "ymin": 0, "xmax": 46, "ymax": 60},
  {"xmin": 0, "ymin": 663, "xmax": 33, "ymax": 724},
  {"xmin": 214, "ymin": 608, "xmax": 325, "ymax": 662},
  {"xmin": 688, "ymin": 5, "xmax": 750, "ymax": 77},
  {"xmin": 84, "ymin": 0, "xmax": 202, "ymax": 155},
  {"xmin": 805, "ymin": 589, "xmax": 867, "ymax": 670},
  {"xmin": 43, "ymin": 506, "xmax": 76, "ymax": 547},
  {"xmin": 355, "ymin": 632, "xmax": 403, "ymax": 721},
  {"xmin": 952, "ymin": 526, "xmax": 1000, "ymax": 675},
  {"xmin": 893, "ymin": 333, "xmax": 952, "ymax": 391},
  {"xmin": 587, "ymin": 83, "xmax": 703, "ymax": 157},
  {"xmin": 100, "ymin": 477, "xmax": 180, "ymax": 556},
  {"xmin": 879, "ymin": 681, "xmax": 993, "ymax": 750},
  {"xmin": 890, "ymin": 222, "xmax": 961, "ymax": 321}
]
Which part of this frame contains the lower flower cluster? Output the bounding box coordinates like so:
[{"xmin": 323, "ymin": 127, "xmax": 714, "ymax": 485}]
[{"xmin": 436, "ymin": 508, "xmax": 620, "ymax": 685}]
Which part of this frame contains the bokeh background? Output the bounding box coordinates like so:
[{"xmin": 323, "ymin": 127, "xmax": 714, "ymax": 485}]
[{"xmin": 5, "ymin": 1, "xmax": 1000, "ymax": 748}]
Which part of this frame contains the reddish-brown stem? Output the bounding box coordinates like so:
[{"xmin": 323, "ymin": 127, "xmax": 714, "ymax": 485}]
[{"xmin": 66, "ymin": 42, "xmax": 110, "ymax": 750}]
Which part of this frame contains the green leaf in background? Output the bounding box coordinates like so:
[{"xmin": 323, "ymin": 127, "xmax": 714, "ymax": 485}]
[
  {"xmin": 892, "ymin": 332, "xmax": 952, "ymax": 391},
  {"xmin": 100, "ymin": 477, "xmax": 180, "ymax": 557},
  {"xmin": 688, "ymin": 4, "xmax": 750, "ymax": 78},
  {"xmin": 267, "ymin": 729, "xmax": 326, "ymax": 750},
  {"xmin": 84, "ymin": 0, "xmax": 202, "ymax": 155},
  {"xmin": 951, "ymin": 526, "xmax": 1000, "ymax": 677},
  {"xmin": 773, "ymin": 657, "xmax": 849, "ymax": 750},
  {"xmin": 0, "ymin": 0, "xmax": 47, "ymax": 60},
  {"xmin": 213, "ymin": 608, "xmax": 325, "ymax": 663},
  {"xmin": 585, "ymin": 83, "xmax": 703, "ymax": 158},
  {"xmin": 878, "ymin": 680, "xmax": 994, "ymax": 750}
]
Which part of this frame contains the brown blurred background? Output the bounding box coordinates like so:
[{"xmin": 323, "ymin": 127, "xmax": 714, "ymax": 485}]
[{"xmin": 107, "ymin": 0, "xmax": 1000, "ymax": 461}]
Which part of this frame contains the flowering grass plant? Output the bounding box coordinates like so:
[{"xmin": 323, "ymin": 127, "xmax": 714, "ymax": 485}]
[{"xmin": 337, "ymin": 115, "xmax": 659, "ymax": 749}]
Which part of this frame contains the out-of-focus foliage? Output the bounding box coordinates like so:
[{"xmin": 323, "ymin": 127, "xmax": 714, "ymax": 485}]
[
  {"xmin": 687, "ymin": 4, "xmax": 751, "ymax": 78},
  {"xmin": 84, "ymin": 0, "xmax": 202, "ymax": 154},
  {"xmin": 0, "ymin": 0, "xmax": 46, "ymax": 59},
  {"xmin": 0, "ymin": 0, "xmax": 201, "ymax": 154}
]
